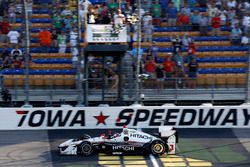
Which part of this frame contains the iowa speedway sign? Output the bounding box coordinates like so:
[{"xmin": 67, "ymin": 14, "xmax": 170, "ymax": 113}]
[{"xmin": 0, "ymin": 106, "xmax": 250, "ymax": 129}]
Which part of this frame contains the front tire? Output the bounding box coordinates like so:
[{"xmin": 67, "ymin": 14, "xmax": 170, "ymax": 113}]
[
  {"xmin": 79, "ymin": 141, "xmax": 93, "ymax": 156},
  {"xmin": 150, "ymin": 140, "xmax": 166, "ymax": 155}
]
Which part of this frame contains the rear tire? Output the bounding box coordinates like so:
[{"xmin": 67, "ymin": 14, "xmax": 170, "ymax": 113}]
[
  {"xmin": 150, "ymin": 140, "xmax": 166, "ymax": 155},
  {"xmin": 79, "ymin": 141, "xmax": 93, "ymax": 156}
]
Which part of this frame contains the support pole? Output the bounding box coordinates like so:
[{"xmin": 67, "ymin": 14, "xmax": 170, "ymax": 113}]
[
  {"xmin": 23, "ymin": 0, "xmax": 30, "ymax": 105},
  {"xmin": 77, "ymin": 0, "xmax": 83, "ymax": 105},
  {"xmin": 135, "ymin": 0, "xmax": 141, "ymax": 104}
]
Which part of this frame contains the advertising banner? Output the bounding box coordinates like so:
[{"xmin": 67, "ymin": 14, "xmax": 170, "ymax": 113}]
[
  {"xmin": 86, "ymin": 24, "xmax": 127, "ymax": 43},
  {"xmin": 0, "ymin": 106, "xmax": 250, "ymax": 130}
]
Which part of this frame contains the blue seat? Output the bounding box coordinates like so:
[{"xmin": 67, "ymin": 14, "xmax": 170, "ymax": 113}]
[
  {"xmin": 3, "ymin": 69, "xmax": 24, "ymax": 75},
  {"xmin": 16, "ymin": 18, "xmax": 23, "ymax": 23}
]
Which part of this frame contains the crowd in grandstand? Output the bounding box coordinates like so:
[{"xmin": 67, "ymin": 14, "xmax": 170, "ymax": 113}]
[{"xmin": 0, "ymin": 0, "xmax": 250, "ymax": 89}]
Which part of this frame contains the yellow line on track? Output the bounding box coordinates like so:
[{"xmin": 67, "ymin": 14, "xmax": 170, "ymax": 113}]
[
  {"xmin": 101, "ymin": 165, "xmax": 122, "ymax": 167},
  {"xmin": 98, "ymin": 161, "xmax": 121, "ymax": 165},
  {"xmin": 189, "ymin": 162, "xmax": 213, "ymax": 166},
  {"xmin": 160, "ymin": 157, "xmax": 185, "ymax": 162},
  {"xmin": 163, "ymin": 162, "xmax": 187, "ymax": 166},
  {"xmin": 99, "ymin": 156, "xmax": 120, "ymax": 160},
  {"xmin": 123, "ymin": 160, "xmax": 147, "ymax": 164},
  {"xmin": 123, "ymin": 156, "xmax": 145, "ymax": 160},
  {"xmin": 124, "ymin": 165, "xmax": 148, "ymax": 167}
]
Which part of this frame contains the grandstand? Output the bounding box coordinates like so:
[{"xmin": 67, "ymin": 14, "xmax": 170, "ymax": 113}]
[{"xmin": 0, "ymin": 0, "xmax": 249, "ymax": 106}]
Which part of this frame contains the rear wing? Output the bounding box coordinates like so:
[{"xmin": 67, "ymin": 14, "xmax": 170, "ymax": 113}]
[{"xmin": 158, "ymin": 126, "xmax": 178, "ymax": 155}]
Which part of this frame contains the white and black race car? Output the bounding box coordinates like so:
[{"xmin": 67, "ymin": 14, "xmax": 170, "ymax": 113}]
[{"xmin": 58, "ymin": 126, "xmax": 178, "ymax": 156}]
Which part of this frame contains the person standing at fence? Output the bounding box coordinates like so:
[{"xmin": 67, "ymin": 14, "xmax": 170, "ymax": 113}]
[{"xmin": 57, "ymin": 31, "xmax": 67, "ymax": 53}]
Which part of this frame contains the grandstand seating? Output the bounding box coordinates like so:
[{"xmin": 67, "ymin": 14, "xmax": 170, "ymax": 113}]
[{"xmin": 1, "ymin": 0, "xmax": 249, "ymax": 89}]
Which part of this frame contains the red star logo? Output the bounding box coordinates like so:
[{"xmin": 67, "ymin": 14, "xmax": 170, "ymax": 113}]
[{"xmin": 94, "ymin": 112, "xmax": 109, "ymax": 125}]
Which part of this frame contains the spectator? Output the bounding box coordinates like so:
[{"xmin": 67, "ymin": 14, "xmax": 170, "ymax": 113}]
[
  {"xmin": 2, "ymin": 56, "xmax": 12, "ymax": 69},
  {"xmin": 88, "ymin": 7, "xmax": 96, "ymax": 24},
  {"xmin": 143, "ymin": 20, "xmax": 154, "ymax": 42},
  {"xmin": 13, "ymin": 56, "xmax": 22, "ymax": 69},
  {"xmin": 182, "ymin": 34, "xmax": 191, "ymax": 47},
  {"xmin": 110, "ymin": 71, "xmax": 119, "ymax": 90},
  {"xmin": 51, "ymin": 29, "xmax": 58, "ymax": 47},
  {"xmin": 10, "ymin": 45, "xmax": 23, "ymax": 60},
  {"xmin": 230, "ymin": 24, "xmax": 242, "ymax": 45},
  {"xmin": 177, "ymin": 12, "xmax": 190, "ymax": 31},
  {"xmin": 172, "ymin": 49, "xmax": 184, "ymax": 69},
  {"xmin": 61, "ymin": 6, "xmax": 73, "ymax": 16},
  {"xmin": 143, "ymin": 11, "xmax": 153, "ymax": 28},
  {"xmin": 70, "ymin": 28, "xmax": 78, "ymax": 56},
  {"xmin": 1, "ymin": 87, "xmax": 11, "ymax": 103},
  {"xmin": 166, "ymin": 2, "xmax": 178, "ymax": 26},
  {"xmin": 174, "ymin": 67, "xmax": 185, "ymax": 88},
  {"xmin": 242, "ymin": 12, "xmax": 250, "ymax": 36},
  {"xmin": 0, "ymin": 19, "xmax": 10, "ymax": 35},
  {"xmin": 211, "ymin": 12, "xmax": 221, "ymax": 36},
  {"xmin": 39, "ymin": 28, "xmax": 52, "ymax": 52},
  {"xmin": 1, "ymin": 46, "xmax": 10, "ymax": 61},
  {"xmin": 173, "ymin": 0, "xmax": 182, "ymax": 11},
  {"xmin": 187, "ymin": 0, "xmax": 197, "ymax": 8},
  {"xmin": 190, "ymin": 10, "xmax": 201, "ymax": 31},
  {"xmin": 162, "ymin": 55, "xmax": 175, "ymax": 78},
  {"xmin": 241, "ymin": 34, "xmax": 249, "ymax": 45},
  {"xmin": 231, "ymin": 15, "xmax": 240, "ymax": 28},
  {"xmin": 63, "ymin": 14, "xmax": 74, "ymax": 31},
  {"xmin": 7, "ymin": 28, "xmax": 20, "ymax": 47},
  {"xmin": 227, "ymin": 8, "xmax": 236, "ymax": 25},
  {"xmin": 79, "ymin": 0, "xmax": 92, "ymax": 16},
  {"xmin": 188, "ymin": 40, "xmax": 196, "ymax": 55},
  {"xmin": 199, "ymin": 12, "xmax": 209, "ymax": 36},
  {"xmin": 0, "ymin": 29, "xmax": 8, "ymax": 43},
  {"xmin": 151, "ymin": 1, "xmax": 161, "ymax": 26},
  {"xmin": 144, "ymin": 56, "xmax": 157, "ymax": 79},
  {"xmin": 114, "ymin": 9, "xmax": 125, "ymax": 27},
  {"xmin": 181, "ymin": 3, "xmax": 191, "ymax": 16},
  {"xmin": 27, "ymin": 0, "xmax": 33, "ymax": 19},
  {"xmin": 52, "ymin": 12, "xmax": 63, "ymax": 33},
  {"xmin": 155, "ymin": 64, "xmax": 164, "ymax": 89},
  {"xmin": 208, "ymin": 4, "xmax": 219, "ymax": 21},
  {"xmin": 227, "ymin": 0, "xmax": 237, "ymax": 10},
  {"xmin": 57, "ymin": 31, "xmax": 67, "ymax": 53},
  {"xmin": 187, "ymin": 58, "xmax": 198, "ymax": 89},
  {"xmin": 171, "ymin": 35, "xmax": 182, "ymax": 54},
  {"xmin": 219, "ymin": 10, "xmax": 227, "ymax": 26},
  {"xmin": 15, "ymin": 1, "xmax": 23, "ymax": 15},
  {"xmin": 8, "ymin": 3, "xmax": 16, "ymax": 23}
]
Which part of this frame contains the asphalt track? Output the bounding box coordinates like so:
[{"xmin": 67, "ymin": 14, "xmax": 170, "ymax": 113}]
[{"xmin": 0, "ymin": 129, "xmax": 250, "ymax": 167}]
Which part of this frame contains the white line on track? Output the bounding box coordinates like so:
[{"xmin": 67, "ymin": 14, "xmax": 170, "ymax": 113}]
[{"xmin": 149, "ymin": 154, "xmax": 160, "ymax": 167}]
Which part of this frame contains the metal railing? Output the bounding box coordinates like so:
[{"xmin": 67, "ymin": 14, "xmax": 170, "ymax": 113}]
[{"xmin": 0, "ymin": 77, "xmax": 247, "ymax": 103}]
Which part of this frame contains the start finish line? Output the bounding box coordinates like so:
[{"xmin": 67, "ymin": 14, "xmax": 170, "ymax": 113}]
[{"xmin": 0, "ymin": 106, "xmax": 250, "ymax": 130}]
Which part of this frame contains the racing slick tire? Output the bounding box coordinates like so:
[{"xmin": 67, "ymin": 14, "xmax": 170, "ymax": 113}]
[
  {"xmin": 79, "ymin": 141, "xmax": 93, "ymax": 156},
  {"xmin": 150, "ymin": 140, "xmax": 166, "ymax": 155}
]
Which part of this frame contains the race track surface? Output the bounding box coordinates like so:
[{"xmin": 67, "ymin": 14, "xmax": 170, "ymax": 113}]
[{"xmin": 0, "ymin": 129, "xmax": 249, "ymax": 167}]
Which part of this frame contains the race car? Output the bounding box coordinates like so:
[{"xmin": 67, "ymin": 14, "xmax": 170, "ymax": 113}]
[{"xmin": 58, "ymin": 126, "xmax": 178, "ymax": 156}]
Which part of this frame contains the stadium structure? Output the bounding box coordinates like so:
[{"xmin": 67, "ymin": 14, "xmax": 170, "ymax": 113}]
[{"xmin": 0, "ymin": 0, "xmax": 249, "ymax": 107}]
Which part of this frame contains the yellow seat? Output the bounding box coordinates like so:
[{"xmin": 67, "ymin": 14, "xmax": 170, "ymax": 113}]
[
  {"xmin": 236, "ymin": 74, "xmax": 247, "ymax": 86},
  {"xmin": 64, "ymin": 75, "xmax": 75, "ymax": 86},
  {"xmin": 3, "ymin": 75, "xmax": 14, "ymax": 87},
  {"xmin": 31, "ymin": 75, "xmax": 44, "ymax": 86},
  {"xmin": 215, "ymin": 74, "xmax": 226, "ymax": 87},
  {"xmin": 226, "ymin": 74, "xmax": 237, "ymax": 87},
  {"xmin": 13, "ymin": 75, "xmax": 25, "ymax": 87},
  {"xmin": 44, "ymin": 75, "xmax": 53, "ymax": 86},
  {"xmin": 53, "ymin": 75, "xmax": 65, "ymax": 86}
]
